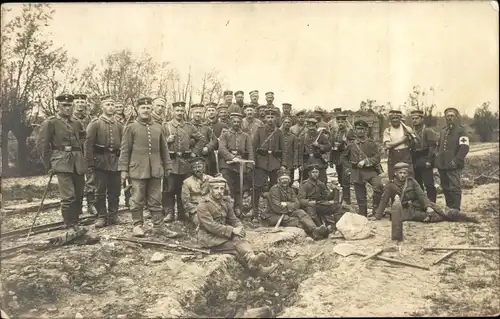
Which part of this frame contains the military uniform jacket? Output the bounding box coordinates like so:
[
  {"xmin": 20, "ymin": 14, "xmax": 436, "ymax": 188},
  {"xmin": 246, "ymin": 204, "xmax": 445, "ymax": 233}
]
[
  {"xmin": 298, "ymin": 129, "xmax": 331, "ymax": 169},
  {"xmin": 242, "ymin": 117, "xmax": 264, "ymax": 140},
  {"xmin": 375, "ymin": 177, "xmax": 431, "ymax": 216},
  {"xmin": 330, "ymin": 128, "xmax": 356, "ymax": 165},
  {"xmin": 328, "ymin": 118, "xmax": 339, "ymax": 133},
  {"xmin": 435, "ymin": 124, "xmax": 469, "ymax": 170},
  {"xmin": 228, "ymin": 103, "xmax": 243, "ymax": 114},
  {"xmin": 290, "ymin": 123, "xmax": 306, "ymax": 138},
  {"xmin": 164, "ymin": 119, "xmax": 206, "ymax": 174},
  {"xmin": 191, "ymin": 121, "xmax": 218, "ymax": 153},
  {"xmin": 264, "ymin": 184, "xmax": 301, "ymax": 218},
  {"xmin": 197, "ymin": 195, "xmax": 243, "ymax": 248},
  {"xmin": 282, "ymin": 130, "xmax": 299, "ymax": 169},
  {"xmin": 207, "ymin": 119, "xmax": 228, "ymax": 139},
  {"xmin": 36, "ymin": 115, "xmax": 88, "ymax": 174},
  {"xmin": 253, "ymin": 125, "xmax": 285, "ymax": 171},
  {"xmin": 297, "ymin": 178, "xmax": 334, "ymax": 208},
  {"xmin": 411, "ymin": 125, "xmax": 438, "ymax": 168},
  {"xmin": 318, "ymin": 120, "xmax": 329, "ymax": 129},
  {"xmin": 72, "ymin": 113, "xmax": 92, "ymax": 130},
  {"xmin": 151, "ymin": 112, "xmax": 164, "ymax": 125},
  {"xmin": 219, "ymin": 128, "xmax": 254, "ymax": 172},
  {"xmin": 181, "ymin": 174, "xmax": 212, "ymax": 213},
  {"xmin": 341, "ymin": 138, "xmax": 381, "ymax": 183},
  {"xmin": 118, "ymin": 118, "xmax": 172, "ymax": 179},
  {"xmin": 85, "ymin": 116, "xmax": 124, "ymax": 171}
]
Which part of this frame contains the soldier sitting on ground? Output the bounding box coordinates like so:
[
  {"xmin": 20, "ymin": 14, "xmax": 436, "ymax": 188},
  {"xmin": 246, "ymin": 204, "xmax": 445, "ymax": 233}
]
[
  {"xmin": 197, "ymin": 175, "xmax": 277, "ymax": 277},
  {"xmin": 261, "ymin": 168, "xmax": 329, "ymax": 240},
  {"xmin": 297, "ymin": 164, "xmax": 345, "ymax": 233},
  {"xmin": 373, "ymin": 162, "xmax": 478, "ymax": 223}
]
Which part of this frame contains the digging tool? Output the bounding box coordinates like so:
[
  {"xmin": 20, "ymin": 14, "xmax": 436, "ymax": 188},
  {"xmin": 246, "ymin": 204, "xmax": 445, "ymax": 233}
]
[
  {"xmin": 431, "ymin": 250, "xmax": 458, "ymax": 266},
  {"xmin": 274, "ymin": 214, "xmax": 285, "ymax": 230},
  {"xmin": 423, "ymin": 246, "xmax": 499, "ymax": 252},
  {"xmin": 107, "ymin": 237, "xmax": 211, "ymax": 255},
  {"xmin": 227, "ymin": 159, "xmax": 255, "ymax": 214},
  {"xmin": 27, "ymin": 171, "xmax": 54, "ymax": 240},
  {"xmin": 333, "ymin": 243, "xmax": 430, "ymax": 270},
  {"xmin": 361, "ymin": 248, "xmax": 384, "ymax": 261}
]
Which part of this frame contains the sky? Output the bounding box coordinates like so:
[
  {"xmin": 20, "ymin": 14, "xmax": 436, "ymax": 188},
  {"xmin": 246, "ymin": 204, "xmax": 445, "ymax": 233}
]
[{"xmin": 3, "ymin": 1, "xmax": 499, "ymax": 116}]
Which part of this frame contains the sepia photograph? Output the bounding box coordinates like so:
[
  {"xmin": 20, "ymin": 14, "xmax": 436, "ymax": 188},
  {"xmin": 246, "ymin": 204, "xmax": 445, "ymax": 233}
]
[{"xmin": 1, "ymin": 1, "xmax": 499, "ymax": 318}]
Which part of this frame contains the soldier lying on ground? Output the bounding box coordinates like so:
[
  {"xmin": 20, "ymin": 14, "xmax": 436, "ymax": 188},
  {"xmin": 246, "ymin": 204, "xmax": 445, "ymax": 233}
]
[
  {"xmin": 261, "ymin": 168, "xmax": 329, "ymax": 240},
  {"xmin": 373, "ymin": 162, "xmax": 478, "ymax": 223},
  {"xmin": 197, "ymin": 175, "xmax": 278, "ymax": 277},
  {"xmin": 297, "ymin": 164, "xmax": 345, "ymax": 233}
]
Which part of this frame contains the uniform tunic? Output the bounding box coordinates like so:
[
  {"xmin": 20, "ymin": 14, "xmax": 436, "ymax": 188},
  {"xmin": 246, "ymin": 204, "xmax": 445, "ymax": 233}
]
[
  {"xmin": 290, "ymin": 123, "xmax": 306, "ymax": 138},
  {"xmin": 191, "ymin": 120, "xmax": 218, "ymax": 176},
  {"xmin": 253, "ymin": 125, "xmax": 284, "ymax": 172},
  {"xmin": 297, "ymin": 178, "xmax": 342, "ymax": 226},
  {"xmin": 242, "ymin": 117, "xmax": 264, "ymax": 140},
  {"xmin": 151, "ymin": 112, "xmax": 164, "ymax": 125},
  {"xmin": 281, "ymin": 129, "xmax": 299, "ymax": 170},
  {"xmin": 218, "ymin": 129, "xmax": 254, "ymax": 172},
  {"xmin": 207, "ymin": 118, "xmax": 228, "ymax": 138},
  {"xmin": 410, "ymin": 124, "xmax": 438, "ymax": 202}
]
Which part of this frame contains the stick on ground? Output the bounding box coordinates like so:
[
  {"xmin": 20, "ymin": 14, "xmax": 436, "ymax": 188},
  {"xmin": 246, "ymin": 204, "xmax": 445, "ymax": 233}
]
[
  {"xmin": 424, "ymin": 246, "xmax": 499, "ymax": 252},
  {"xmin": 432, "ymin": 250, "xmax": 458, "ymax": 266}
]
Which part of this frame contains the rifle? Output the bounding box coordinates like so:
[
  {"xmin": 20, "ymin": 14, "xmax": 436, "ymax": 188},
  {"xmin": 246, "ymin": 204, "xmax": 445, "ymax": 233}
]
[{"xmin": 107, "ymin": 237, "xmax": 211, "ymax": 255}]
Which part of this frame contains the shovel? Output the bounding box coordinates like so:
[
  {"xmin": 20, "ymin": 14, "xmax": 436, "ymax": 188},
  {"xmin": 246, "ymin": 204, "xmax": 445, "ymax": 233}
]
[{"xmin": 333, "ymin": 243, "xmax": 429, "ymax": 270}]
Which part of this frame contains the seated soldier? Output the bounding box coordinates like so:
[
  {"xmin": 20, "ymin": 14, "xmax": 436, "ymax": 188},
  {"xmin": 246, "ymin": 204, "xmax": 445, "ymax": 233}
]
[
  {"xmin": 297, "ymin": 164, "xmax": 345, "ymax": 232},
  {"xmin": 261, "ymin": 168, "xmax": 329, "ymax": 240},
  {"xmin": 181, "ymin": 157, "xmax": 213, "ymax": 229},
  {"xmin": 197, "ymin": 175, "xmax": 277, "ymax": 277},
  {"xmin": 373, "ymin": 162, "xmax": 477, "ymax": 223}
]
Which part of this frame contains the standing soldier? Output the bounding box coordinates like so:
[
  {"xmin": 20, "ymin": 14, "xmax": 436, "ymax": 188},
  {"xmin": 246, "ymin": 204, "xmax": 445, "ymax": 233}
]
[
  {"xmin": 205, "ymin": 102, "xmax": 228, "ymax": 138},
  {"xmin": 281, "ymin": 116, "xmax": 299, "ymax": 184},
  {"xmin": 265, "ymin": 92, "xmax": 282, "ymax": 127},
  {"xmin": 341, "ymin": 120, "xmax": 384, "ymax": 216},
  {"xmin": 252, "ymin": 108, "xmax": 284, "ymax": 219},
  {"xmin": 114, "ymin": 101, "xmax": 132, "ymax": 208},
  {"xmin": 72, "ymin": 93, "xmax": 95, "ymax": 215},
  {"xmin": 313, "ymin": 106, "xmax": 329, "ymax": 129},
  {"xmin": 409, "ymin": 109, "xmax": 438, "ymax": 203},
  {"xmin": 383, "ymin": 109, "xmax": 415, "ymax": 180},
  {"xmin": 249, "ymin": 90, "xmax": 260, "ymax": 108},
  {"xmin": 37, "ymin": 94, "xmax": 88, "ymax": 231},
  {"xmin": 290, "ymin": 109, "xmax": 307, "ymax": 137},
  {"xmin": 84, "ymin": 96, "xmax": 123, "ymax": 228},
  {"xmin": 298, "ymin": 115, "xmax": 331, "ymax": 185},
  {"xmin": 219, "ymin": 113, "xmax": 254, "ymax": 216},
  {"xmin": 163, "ymin": 101, "xmax": 206, "ymax": 222},
  {"xmin": 151, "ymin": 97, "xmax": 167, "ymax": 125},
  {"xmin": 190, "ymin": 104, "xmax": 218, "ymax": 176},
  {"xmin": 329, "ymin": 112, "xmax": 355, "ymax": 204},
  {"xmin": 282, "ymin": 103, "xmax": 293, "ymax": 120},
  {"xmin": 217, "ymin": 103, "xmax": 230, "ymax": 126},
  {"xmin": 230, "ymin": 90, "xmax": 245, "ymax": 114},
  {"xmin": 435, "ymin": 107, "xmax": 470, "ymax": 210},
  {"xmin": 118, "ymin": 97, "xmax": 179, "ymax": 238},
  {"xmin": 181, "ymin": 157, "xmax": 213, "ymax": 228},
  {"xmin": 241, "ymin": 104, "xmax": 264, "ymax": 140}
]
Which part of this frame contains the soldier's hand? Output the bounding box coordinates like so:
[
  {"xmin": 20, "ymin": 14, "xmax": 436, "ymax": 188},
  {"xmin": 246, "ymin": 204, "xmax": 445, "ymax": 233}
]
[
  {"xmin": 88, "ymin": 166, "xmax": 95, "ymax": 174},
  {"xmin": 165, "ymin": 169, "xmax": 172, "ymax": 177},
  {"xmin": 121, "ymin": 171, "xmax": 129, "ymax": 185},
  {"xmin": 232, "ymin": 226, "xmax": 245, "ymax": 237},
  {"xmin": 312, "ymin": 141, "xmax": 320, "ymax": 147},
  {"xmin": 280, "ymin": 202, "xmax": 287, "ymax": 208},
  {"xmin": 425, "ymin": 206, "xmax": 435, "ymax": 214},
  {"xmin": 167, "ymin": 135, "xmax": 175, "ymax": 143},
  {"xmin": 232, "ymin": 157, "xmax": 241, "ymax": 163},
  {"xmin": 328, "ymin": 162, "xmax": 334, "ymax": 168},
  {"xmin": 425, "ymin": 162, "xmax": 432, "ymax": 168},
  {"xmin": 308, "ymin": 200, "xmax": 316, "ymax": 207},
  {"xmin": 357, "ymin": 160, "xmax": 365, "ymax": 168},
  {"xmin": 201, "ymin": 147, "xmax": 209, "ymax": 155},
  {"xmin": 280, "ymin": 166, "xmax": 286, "ymax": 171},
  {"xmin": 449, "ymin": 160, "xmax": 457, "ymax": 169}
]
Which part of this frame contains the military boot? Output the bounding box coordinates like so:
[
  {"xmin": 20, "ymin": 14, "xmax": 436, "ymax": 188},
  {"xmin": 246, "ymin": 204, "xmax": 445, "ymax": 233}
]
[
  {"xmin": 247, "ymin": 252, "xmax": 267, "ymax": 270},
  {"xmin": 87, "ymin": 193, "xmax": 97, "ymax": 215},
  {"xmin": 358, "ymin": 205, "xmax": 368, "ymax": 217},
  {"xmin": 94, "ymin": 217, "xmax": 107, "ymax": 228},
  {"xmin": 342, "ymin": 187, "xmax": 351, "ymax": 204},
  {"xmin": 163, "ymin": 207, "xmax": 175, "ymax": 223},
  {"xmin": 312, "ymin": 224, "xmax": 329, "ymax": 240},
  {"xmin": 107, "ymin": 213, "xmax": 120, "ymax": 225},
  {"xmin": 133, "ymin": 224, "xmax": 145, "ymax": 237}
]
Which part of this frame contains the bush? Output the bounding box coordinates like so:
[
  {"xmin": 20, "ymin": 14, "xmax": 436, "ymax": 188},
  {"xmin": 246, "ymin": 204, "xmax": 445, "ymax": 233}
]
[{"xmin": 4, "ymin": 135, "xmax": 45, "ymax": 177}]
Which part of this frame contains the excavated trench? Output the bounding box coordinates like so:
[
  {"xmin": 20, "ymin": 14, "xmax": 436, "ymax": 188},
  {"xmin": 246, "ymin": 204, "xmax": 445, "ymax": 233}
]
[{"xmin": 179, "ymin": 243, "xmax": 335, "ymax": 318}]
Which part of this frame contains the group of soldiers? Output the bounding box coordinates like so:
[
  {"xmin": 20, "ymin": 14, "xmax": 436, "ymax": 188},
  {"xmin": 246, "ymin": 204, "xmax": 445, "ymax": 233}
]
[{"xmin": 36, "ymin": 90, "xmax": 473, "ymax": 276}]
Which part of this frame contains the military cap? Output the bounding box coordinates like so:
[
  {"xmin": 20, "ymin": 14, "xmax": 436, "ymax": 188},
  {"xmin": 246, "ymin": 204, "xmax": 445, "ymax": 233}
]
[
  {"xmin": 172, "ymin": 101, "xmax": 186, "ymax": 108},
  {"xmin": 410, "ymin": 110, "xmax": 424, "ymax": 117},
  {"xmin": 282, "ymin": 103, "xmax": 292, "ymax": 107},
  {"xmin": 243, "ymin": 104, "xmax": 254, "ymax": 110},
  {"xmin": 313, "ymin": 106, "xmax": 325, "ymax": 114},
  {"xmin": 336, "ymin": 112, "xmax": 348, "ymax": 119},
  {"xmin": 230, "ymin": 112, "xmax": 243, "ymax": 119},
  {"xmin": 265, "ymin": 92, "xmax": 274, "ymax": 97},
  {"xmin": 333, "ymin": 108, "xmax": 342, "ymax": 112},
  {"xmin": 234, "ymin": 90, "xmax": 244, "ymax": 96},
  {"xmin": 189, "ymin": 157, "xmax": 205, "ymax": 166},
  {"xmin": 354, "ymin": 119, "xmax": 368, "ymax": 128},
  {"xmin": 73, "ymin": 93, "xmax": 87, "ymax": 100},
  {"xmin": 217, "ymin": 103, "xmax": 228, "ymax": 110},
  {"xmin": 249, "ymin": 90, "xmax": 259, "ymax": 97},
  {"xmin": 394, "ymin": 162, "xmax": 410, "ymax": 170},
  {"xmin": 100, "ymin": 95, "xmax": 114, "ymax": 103},
  {"xmin": 444, "ymin": 107, "xmax": 460, "ymax": 116},
  {"xmin": 209, "ymin": 174, "xmax": 227, "ymax": 184},
  {"xmin": 55, "ymin": 94, "xmax": 74, "ymax": 103},
  {"xmin": 137, "ymin": 97, "xmax": 153, "ymax": 106},
  {"xmin": 257, "ymin": 104, "xmax": 268, "ymax": 110},
  {"xmin": 277, "ymin": 168, "xmax": 291, "ymax": 180},
  {"xmin": 295, "ymin": 109, "xmax": 306, "ymax": 116},
  {"xmin": 282, "ymin": 116, "xmax": 293, "ymax": 123},
  {"xmin": 206, "ymin": 102, "xmax": 218, "ymax": 108},
  {"xmin": 190, "ymin": 104, "xmax": 204, "ymax": 110},
  {"xmin": 308, "ymin": 163, "xmax": 320, "ymax": 171},
  {"xmin": 153, "ymin": 96, "xmax": 166, "ymax": 103},
  {"xmin": 223, "ymin": 90, "xmax": 233, "ymax": 96},
  {"xmin": 305, "ymin": 116, "xmax": 318, "ymax": 124},
  {"xmin": 266, "ymin": 108, "xmax": 279, "ymax": 116},
  {"xmin": 389, "ymin": 109, "xmax": 403, "ymax": 116}
]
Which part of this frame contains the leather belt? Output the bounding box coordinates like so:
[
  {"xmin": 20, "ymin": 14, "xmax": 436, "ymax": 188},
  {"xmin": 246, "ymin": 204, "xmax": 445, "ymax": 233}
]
[
  {"xmin": 94, "ymin": 145, "xmax": 120, "ymax": 155},
  {"xmin": 58, "ymin": 146, "xmax": 81, "ymax": 152}
]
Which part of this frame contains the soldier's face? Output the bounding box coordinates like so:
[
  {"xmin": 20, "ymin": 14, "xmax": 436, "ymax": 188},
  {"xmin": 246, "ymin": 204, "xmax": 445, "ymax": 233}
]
[
  {"xmin": 283, "ymin": 105, "xmax": 291, "ymax": 114},
  {"xmin": 258, "ymin": 109, "xmax": 266, "ymax": 117},
  {"xmin": 102, "ymin": 101, "xmax": 115, "ymax": 116},
  {"xmin": 59, "ymin": 102, "xmax": 74, "ymax": 117},
  {"xmin": 174, "ymin": 107, "xmax": 185, "ymax": 119},
  {"xmin": 337, "ymin": 118, "xmax": 346, "ymax": 129},
  {"xmin": 411, "ymin": 115, "xmax": 423, "ymax": 126},
  {"xmin": 206, "ymin": 108, "xmax": 217, "ymax": 119},
  {"xmin": 310, "ymin": 169, "xmax": 320, "ymax": 180},
  {"xmin": 251, "ymin": 95, "xmax": 259, "ymax": 103},
  {"xmin": 244, "ymin": 107, "xmax": 255, "ymax": 118},
  {"xmin": 192, "ymin": 109, "xmax": 203, "ymax": 122},
  {"xmin": 138, "ymin": 104, "xmax": 152, "ymax": 119},
  {"xmin": 390, "ymin": 116, "xmax": 401, "ymax": 127},
  {"xmin": 210, "ymin": 183, "xmax": 226, "ymax": 199},
  {"xmin": 278, "ymin": 176, "xmax": 290, "ymax": 187},
  {"xmin": 115, "ymin": 105, "xmax": 124, "ymax": 116},
  {"xmin": 231, "ymin": 117, "xmax": 242, "ymax": 130},
  {"xmin": 192, "ymin": 163, "xmax": 205, "ymax": 177},
  {"xmin": 74, "ymin": 99, "xmax": 86, "ymax": 113},
  {"xmin": 218, "ymin": 109, "xmax": 229, "ymax": 119},
  {"xmin": 445, "ymin": 112, "xmax": 457, "ymax": 125},
  {"xmin": 395, "ymin": 169, "xmax": 408, "ymax": 182},
  {"xmin": 266, "ymin": 96, "xmax": 274, "ymax": 104},
  {"xmin": 297, "ymin": 115, "xmax": 305, "ymax": 124},
  {"xmin": 282, "ymin": 119, "xmax": 292, "ymax": 130},
  {"xmin": 314, "ymin": 113, "xmax": 322, "ymax": 122},
  {"xmin": 265, "ymin": 114, "xmax": 275, "ymax": 126},
  {"xmin": 235, "ymin": 94, "xmax": 244, "ymax": 104},
  {"xmin": 153, "ymin": 101, "xmax": 166, "ymax": 116},
  {"xmin": 306, "ymin": 121, "xmax": 317, "ymax": 131},
  {"xmin": 224, "ymin": 95, "xmax": 233, "ymax": 103},
  {"xmin": 355, "ymin": 126, "xmax": 366, "ymax": 137}
]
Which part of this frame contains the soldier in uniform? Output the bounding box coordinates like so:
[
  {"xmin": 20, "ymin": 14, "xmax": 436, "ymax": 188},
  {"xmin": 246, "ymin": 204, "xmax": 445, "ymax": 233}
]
[
  {"xmin": 383, "ymin": 109, "xmax": 415, "ymax": 180},
  {"xmin": 261, "ymin": 168, "xmax": 329, "ymax": 240},
  {"xmin": 257, "ymin": 104, "xmax": 268, "ymax": 123},
  {"xmin": 435, "ymin": 107, "xmax": 470, "ymax": 210},
  {"xmin": 181, "ymin": 157, "xmax": 213, "ymax": 228},
  {"xmin": 163, "ymin": 101, "xmax": 206, "ymax": 222},
  {"xmin": 190, "ymin": 104, "xmax": 219, "ymax": 176},
  {"xmin": 328, "ymin": 107, "xmax": 342, "ymax": 133},
  {"xmin": 118, "ymin": 97, "xmax": 179, "ymax": 238},
  {"xmin": 72, "ymin": 93, "xmax": 93, "ymax": 128},
  {"xmin": 313, "ymin": 106, "xmax": 329, "ymax": 129},
  {"xmin": 231, "ymin": 90, "xmax": 245, "ymax": 114},
  {"xmin": 282, "ymin": 103, "xmax": 293, "ymax": 121},
  {"xmin": 281, "ymin": 116, "xmax": 299, "ymax": 184},
  {"xmin": 249, "ymin": 90, "xmax": 260, "ymax": 107},
  {"xmin": 341, "ymin": 120, "xmax": 384, "ymax": 216},
  {"xmin": 197, "ymin": 175, "xmax": 277, "ymax": 276},
  {"xmin": 241, "ymin": 104, "xmax": 264, "ymax": 140},
  {"xmin": 252, "ymin": 108, "xmax": 285, "ymax": 219},
  {"xmin": 217, "ymin": 103, "xmax": 230, "ymax": 126},
  {"xmin": 205, "ymin": 102, "xmax": 228, "ymax": 138},
  {"xmin": 37, "ymin": 94, "xmax": 88, "ymax": 231},
  {"xmin": 298, "ymin": 115, "xmax": 331, "ymax": 185},
  {"xmin": 84, "ymin": 96, "xmax": 123, "ymax": 228},
  {"xmin": 219, "ymin": 113, "xmax": 254, "ymax": 216},
  {"xmin": 114, "ymin": 102, "xmax": 133, "ymax": 208},
  {"xmin": 298, "ymin": 164, "xmax": 344, "ymax": 231},
  {"xmin": 151, "ymin": 97, "xmax": 167, "ymax": 125},
  {"xmin": 290, "ymin": 109, "xmax": 307, "ymax": 137},
  {"xmin": 329, "ymin": 112, "xmax": 355, "ymax": 204},
  {"xmin": 409, "ymin": 109, "xmax": 438, "ymax": 203},
  {"xmin": 265, "ymin": 92, "xmax": 282, "ymax": 127},
  {"xmin": 373, "ymin": 163, "xmax": 476, "ymax": 223}
]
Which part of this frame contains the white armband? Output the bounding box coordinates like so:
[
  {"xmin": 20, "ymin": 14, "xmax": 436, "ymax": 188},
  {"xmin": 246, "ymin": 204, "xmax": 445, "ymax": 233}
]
[{"xmin": 459, "ymin": 136, "xmax": 469, "ymax": 146}]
